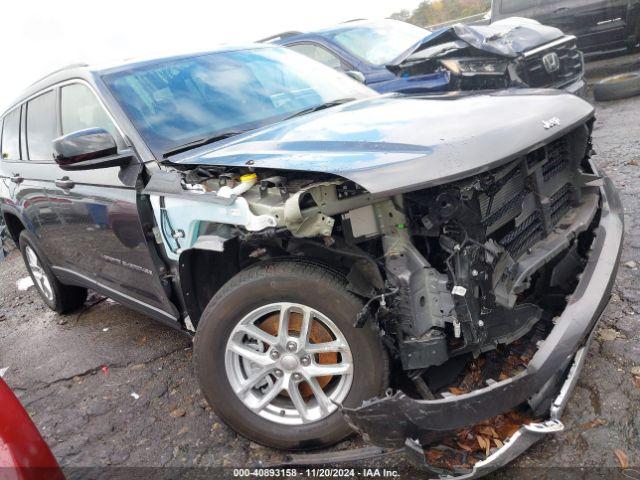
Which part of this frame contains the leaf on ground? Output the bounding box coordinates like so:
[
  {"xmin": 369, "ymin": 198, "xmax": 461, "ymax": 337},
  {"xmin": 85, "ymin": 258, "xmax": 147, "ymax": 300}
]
[
  {"xmin": 578, "ymin": 418, "xmax": 607, "ymax": 430},
  {"xmin": 477, "ymin": 435, "xmax": 489, "ymax": 453},
  {"xmin": 614, "ymin": 449, "xmax": 629, "ymax": 469},
  {"xmin": 425, "ymin": 449, "xmax": 444, "ymax": 462},
  {"xmin": 494, "ymin": 438, "xmax": 504, "ymax": 449},
  {"xmin": 449, "ymin": 386, "xmax": 467, "ymax": 395}
]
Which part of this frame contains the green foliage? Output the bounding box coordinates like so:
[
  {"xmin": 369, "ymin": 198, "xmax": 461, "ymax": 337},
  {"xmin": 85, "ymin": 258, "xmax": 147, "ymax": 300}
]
[{"xmin": 391, "ymin": 0, "xmax": 492, "ymax": 27}]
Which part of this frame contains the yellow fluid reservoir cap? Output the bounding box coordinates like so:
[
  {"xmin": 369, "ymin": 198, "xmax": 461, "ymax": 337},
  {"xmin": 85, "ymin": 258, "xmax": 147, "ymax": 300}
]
[{"xmin": 240, "ymin": 173, "xmax": 258, "ymax": 183}]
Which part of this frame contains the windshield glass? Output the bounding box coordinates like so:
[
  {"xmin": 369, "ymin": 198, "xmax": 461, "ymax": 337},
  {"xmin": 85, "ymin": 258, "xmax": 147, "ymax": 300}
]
[
  {"xmin": 102, "ymin": 47, "xmax": 374, "ymax": 156},
  {"xmin": 326, "ymin": 20, "xmax": 429, "ymax": 66}
]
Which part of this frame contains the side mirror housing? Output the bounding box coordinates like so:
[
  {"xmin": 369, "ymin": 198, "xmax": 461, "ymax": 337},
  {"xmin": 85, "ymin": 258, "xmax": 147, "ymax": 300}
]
[
  {"xmin": 53, "ymin": 128, "xmax": 131, "ymax": 171},
  {"xmin": 345, "ymin": 70, "xmax": 366, "ymax": 83}
]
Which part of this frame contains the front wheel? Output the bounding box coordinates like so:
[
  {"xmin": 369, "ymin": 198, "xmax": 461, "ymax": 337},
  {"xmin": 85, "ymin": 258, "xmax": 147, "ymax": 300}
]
[{"xmin": 193, "ymin": 262, "xmax": 388, "ymax": 450}]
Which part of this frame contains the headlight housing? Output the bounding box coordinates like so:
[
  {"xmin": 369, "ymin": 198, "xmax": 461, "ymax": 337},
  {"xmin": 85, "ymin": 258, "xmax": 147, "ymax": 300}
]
[{"xmin": 441, "ymin": 58, "xmax": 509, "ymax": 75}]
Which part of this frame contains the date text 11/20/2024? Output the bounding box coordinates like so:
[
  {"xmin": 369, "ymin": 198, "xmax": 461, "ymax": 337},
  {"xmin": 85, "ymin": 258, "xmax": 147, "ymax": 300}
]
[{"xmin": 233, "ymin": 468, "xmax": 400, "ymax": 477}]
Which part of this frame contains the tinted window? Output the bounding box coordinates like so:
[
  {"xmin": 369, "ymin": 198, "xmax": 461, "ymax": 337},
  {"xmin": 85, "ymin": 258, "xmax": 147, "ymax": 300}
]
[
  {"xmin": 1, "ymin": 108, "xmax": 21, "ymax": 160},
  {"xmin": 289, "ymin": 44, "xmax": 343, "ymax": 70},
  {"xmin": 26, "ymin": 91, "xmax": 57, "ymax": 161},
  {"xmin": 500, "ymin": 0, "xmax": 554, "ymax": 14},
  {"xmin": 103, "ymin": 47, "xmax": 373, "ymax": 156},
  {"xmin": 61, "ymin": 83, "xmax": 119, "ymax": 139}
]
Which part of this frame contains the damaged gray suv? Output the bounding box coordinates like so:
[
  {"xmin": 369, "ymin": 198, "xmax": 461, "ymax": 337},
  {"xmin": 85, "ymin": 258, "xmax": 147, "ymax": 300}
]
[{"xmin": 0, "ymin": 45, "xmax": 623, "ymax": 475}]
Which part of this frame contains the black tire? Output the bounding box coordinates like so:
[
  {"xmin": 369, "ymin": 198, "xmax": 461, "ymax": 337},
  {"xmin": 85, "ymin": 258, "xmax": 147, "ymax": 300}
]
[
  {"xmin": 19, "ymin": 230, "xmax": 88, "ymax": 313},
  {"xmin": 593, "ymin": 72, "xmax": 640, "ymax": 102},
  {"xmin": 194, "ymin": 262, "xmax": 388, "ymax": 450}
]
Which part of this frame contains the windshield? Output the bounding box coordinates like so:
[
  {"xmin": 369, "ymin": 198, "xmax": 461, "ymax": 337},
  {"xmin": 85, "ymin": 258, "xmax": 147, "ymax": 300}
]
[
  {"xmin": 326, "ymin": 20, "xmax": 429, "ymax": 66},
  {"xmin": 102, "ymin": 47, "xmax": 374, "ymax": 156}
]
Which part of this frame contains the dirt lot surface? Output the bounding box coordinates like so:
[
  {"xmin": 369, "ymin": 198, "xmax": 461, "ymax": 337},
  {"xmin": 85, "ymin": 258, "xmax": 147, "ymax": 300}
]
[{"xmin": 1, "ymin": 59, "xmax": 639, "ymax": 479}]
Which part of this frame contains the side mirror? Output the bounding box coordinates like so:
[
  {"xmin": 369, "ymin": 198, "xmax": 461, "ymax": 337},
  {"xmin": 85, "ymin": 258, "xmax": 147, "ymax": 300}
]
[
  {"xmin": 345, "ymin": 70, "xmax": 366, "ymax": 83},
  {"xmin": 53, "ymin": 128, "xmax": 131, "ymax": 171}
]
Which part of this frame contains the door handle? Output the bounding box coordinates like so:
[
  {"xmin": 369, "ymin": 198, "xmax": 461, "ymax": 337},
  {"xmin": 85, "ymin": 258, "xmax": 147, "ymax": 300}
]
[
  {"xmin": 55, "ymin": 178, "xmax": 75, "ymax": 190},
  {"xmin": 10, "ymin": 174, "xmax": 24, "ymax": 184},
  {"xmin": 554, "ymin": 7, "xmax": 569, "ymax": 13}
]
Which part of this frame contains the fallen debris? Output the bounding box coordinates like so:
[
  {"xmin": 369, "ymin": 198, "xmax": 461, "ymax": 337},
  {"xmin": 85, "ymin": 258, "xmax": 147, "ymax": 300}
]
[
  {"xmin": 16, "ymin": 277, "xmax": 34, "ymax": 291},
  {"xmin": 624, "ymin": 260, "xmax": 637, "ymax": 269},
  {"xmin": 130, "ymin": 392, "xmax": 140, "ymax": 400},
  {"xmin": 423, "ymin": 410, "xmax": 535, "ymax": 470},
  {"xmin": 0, "ymin": 367, "xmax": 8, "ymax": 378},
  {"xmin": 170, "ymin": 408, "xmax": 187, "ymax": 418},
  {"xmin": 576, "ymin": 418, "xmax": 607, "ymax": 431},
  {"xmin": 614, "ymin": 449, "xmax": 629, "ymax": 469}
]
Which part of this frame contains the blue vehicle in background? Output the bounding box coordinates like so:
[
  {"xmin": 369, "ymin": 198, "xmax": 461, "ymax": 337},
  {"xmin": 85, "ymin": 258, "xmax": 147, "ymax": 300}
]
[{"xmin": 267, "ymin": 18, "xmax": 586, "ymax": 96}]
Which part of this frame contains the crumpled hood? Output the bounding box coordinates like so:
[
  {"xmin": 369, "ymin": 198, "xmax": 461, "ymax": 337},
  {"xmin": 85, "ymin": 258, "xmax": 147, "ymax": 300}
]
[
  {"xmin": 170, "ymin": 91, "xmax": 594, "ymax": 197},
  {"xmin": 390, "ymin": 17, "xmax": 566, "ymax": 65}
]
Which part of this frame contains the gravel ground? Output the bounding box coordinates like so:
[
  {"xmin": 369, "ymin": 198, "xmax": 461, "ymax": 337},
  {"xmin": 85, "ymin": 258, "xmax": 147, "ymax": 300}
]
[{"xmin": 1, "ymin": 70, "xmax": 639, "ymax": 479}]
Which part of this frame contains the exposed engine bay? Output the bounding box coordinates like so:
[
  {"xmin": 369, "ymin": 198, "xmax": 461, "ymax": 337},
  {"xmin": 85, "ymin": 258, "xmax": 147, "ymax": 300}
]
[{"xmin": 146, "ymin": 120, "xmax": 601, "ymax": 381}]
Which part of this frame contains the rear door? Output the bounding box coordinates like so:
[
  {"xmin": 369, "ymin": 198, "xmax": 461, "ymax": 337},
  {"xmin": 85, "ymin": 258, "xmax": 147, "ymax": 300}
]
[
  {"xmin": 47, "ymin": 81, "xmax": 177, "ymax": 320},
  {"xmin": 1, "ymin": 98, "xmax": 61, "ymax": 259},
  {"xmin": 496, "ymin": 0, "xmax": 628, "ymax": 44}
]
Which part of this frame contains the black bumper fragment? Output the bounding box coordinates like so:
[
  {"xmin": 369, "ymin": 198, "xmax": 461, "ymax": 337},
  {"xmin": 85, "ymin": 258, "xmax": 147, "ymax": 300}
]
[{"xmin": 343, "ymin": 174, "xmax": 623, "ymax": 449}]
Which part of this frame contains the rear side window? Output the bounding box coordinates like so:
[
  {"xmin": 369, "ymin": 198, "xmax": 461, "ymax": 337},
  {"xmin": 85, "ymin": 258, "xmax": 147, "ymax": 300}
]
[
  {"xmin": 26, "ymin": 91, "xmax": 57, "ymax": 161},
  {"xmin": 61, "ymin": 83, "xmax": 119, "ymax": 140},
  {"xmin": 1, "ymin": 108, "xmax": 21, "ymax": 160},
  {"xmin": 500, "ymin": 0, "xmax": 555, "ymax": 14},
  {"xmin": 289, "ymin": 43, "xmax": 344, "ymax": 70}
]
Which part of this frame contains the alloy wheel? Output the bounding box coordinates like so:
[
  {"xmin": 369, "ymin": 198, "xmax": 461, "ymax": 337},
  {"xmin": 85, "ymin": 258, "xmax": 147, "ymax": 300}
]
[
  {"xmin": 25, "ymin": 245, "xmax": 54, "ymax": 301},
  {"xmin": 225, "ymin": 302, "xmax": 353, "ymax": 425}
]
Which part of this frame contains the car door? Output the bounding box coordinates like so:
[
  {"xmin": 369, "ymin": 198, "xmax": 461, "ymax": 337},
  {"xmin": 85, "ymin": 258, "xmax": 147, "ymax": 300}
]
[
  {"xmin": 550, "ymin": 0, "xmax": 629, "ymax": 48},
  {"xmin": 0, "ymin": 98, "xmax": 61, "ymax": 260},
  {"xmin": 46, "ymin": 81, "xmax": 177, "ymax": 320},
  {"xmin": 496, "ymin": 0, "xmax": 627, "ymax": 44}
]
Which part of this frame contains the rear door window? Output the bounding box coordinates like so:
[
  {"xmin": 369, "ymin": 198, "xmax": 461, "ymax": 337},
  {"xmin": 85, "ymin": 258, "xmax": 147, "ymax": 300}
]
[
  {"xmin": 500, "ymin": 0, "xmax": 556, "ymax": 14},
  {"xmin": 1, "ymin": 108, "xmax": 21, "ymax": 160},
  {"xmin": 60, "ymin": 83, "xmax": 119, "ymax": 140},
  {"xmin": 26, "ymin": 91, "xmax": 57, "ymax": 161}
]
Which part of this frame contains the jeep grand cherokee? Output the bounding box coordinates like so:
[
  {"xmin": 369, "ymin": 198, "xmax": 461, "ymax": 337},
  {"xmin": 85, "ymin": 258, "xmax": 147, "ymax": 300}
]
[{"xmin": 0, "ymin": 45, "xmax": 623, "ymax": 476}]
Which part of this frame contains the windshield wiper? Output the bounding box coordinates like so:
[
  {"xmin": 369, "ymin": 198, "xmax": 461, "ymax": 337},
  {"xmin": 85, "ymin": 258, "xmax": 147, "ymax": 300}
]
[
  {"xmin": 283, "ymin": 98, "xmax": 356, "ymax": 121},
  {"xmin": 163, "ymin": 130, "xmax": 246, "ymax": 158}
]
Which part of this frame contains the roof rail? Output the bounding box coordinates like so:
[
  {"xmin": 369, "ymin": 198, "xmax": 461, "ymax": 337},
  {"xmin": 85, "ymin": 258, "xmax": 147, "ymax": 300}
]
[
  {"xmin": 27, "ymin": 62, "xmax": 89, "ymax": 88},
  {"xmin": 257, "ymin": 31, "xmax": 303, "ymax": 43},
  {"xmin": 341, "ymin": 18, "xmax": 367, "ymax": 23}
]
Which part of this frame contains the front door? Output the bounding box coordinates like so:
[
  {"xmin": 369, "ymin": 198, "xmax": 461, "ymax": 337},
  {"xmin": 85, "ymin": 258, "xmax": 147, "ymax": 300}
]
[{"xmin": 46, "ymin": 82, "xmax": 177, "ymax": 320}]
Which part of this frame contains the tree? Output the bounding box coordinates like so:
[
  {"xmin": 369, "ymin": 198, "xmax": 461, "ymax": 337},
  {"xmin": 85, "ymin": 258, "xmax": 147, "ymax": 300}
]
[{"xmin": 389, "ymin": 0, "xmax": 491, "ymax": 27}]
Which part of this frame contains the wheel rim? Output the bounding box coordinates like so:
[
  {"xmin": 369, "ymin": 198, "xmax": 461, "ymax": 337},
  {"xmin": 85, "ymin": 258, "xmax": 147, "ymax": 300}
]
[
  {"xmin": 225, "ymin": 302, "xmax": 353, "ymax": 426},
  {"xmin": 25, "ymin": 245, "xmax": 54, "ymax": 301}
]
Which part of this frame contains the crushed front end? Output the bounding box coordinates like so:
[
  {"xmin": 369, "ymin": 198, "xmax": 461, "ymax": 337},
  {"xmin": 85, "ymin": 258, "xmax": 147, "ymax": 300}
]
[
  {"xmin": 339, "ymin": 126, "xmax": 623, "ymax": 475},
  {"xmin": 150, "ymin": 91, "xmax": 622, "ymax": 476},
  {"xmin": 388, "ymin": 21, "xmax": 586, "ymax": 96}
]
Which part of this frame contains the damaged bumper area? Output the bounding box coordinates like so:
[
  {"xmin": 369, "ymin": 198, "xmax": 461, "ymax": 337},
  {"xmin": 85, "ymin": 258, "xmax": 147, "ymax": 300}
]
[
  {"xmin": 341, "ymin": 174, "xmax": 623, "ymax": 475},
  {"xmin": 389, "ymin": 19, "xmax": 585, "ymax": 94},
  {"xmin": 151, "ymin": 89, "xmax": 620, "ymax": 474}
]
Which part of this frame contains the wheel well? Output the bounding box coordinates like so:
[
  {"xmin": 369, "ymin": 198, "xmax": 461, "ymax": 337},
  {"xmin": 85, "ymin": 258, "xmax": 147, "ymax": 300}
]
[
  {"xmin": 178, "ymin": 240, "xmax": 241, "ymax": 328},
  {"xmin": 2, "ymin": 212, "xmax": 25, "ymax": 244},
  {"xmin": 177, "ymin": 237, "xmax": 374, "ymax": 327}
]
